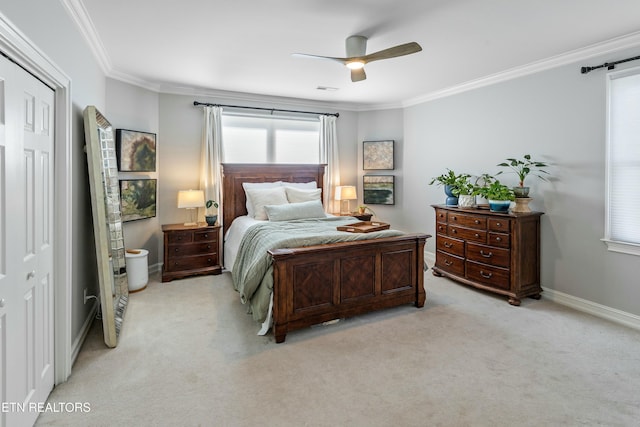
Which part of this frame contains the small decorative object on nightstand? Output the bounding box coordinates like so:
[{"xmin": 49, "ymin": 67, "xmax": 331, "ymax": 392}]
[{"xmin": 162, "ymin": 223, "xmax": 222, "ymax": 282}]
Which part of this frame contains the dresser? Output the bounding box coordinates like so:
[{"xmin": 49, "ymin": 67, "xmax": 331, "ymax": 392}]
[
  {"xmin": 162, "ymin": 223, "xmax": 222, "ymax": 282},
  {"xmin": 431, "ymin": 205, "xmax": 543, "ymax": 305}
]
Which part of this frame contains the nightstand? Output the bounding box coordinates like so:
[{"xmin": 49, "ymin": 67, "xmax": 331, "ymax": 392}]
[
  {"xmin": 162, "ymin": 223, "xmax": 222, "ymax": 282},
  {"xmin": 333, "ymin": 212, "xmax": 373, "ymax": 221}
]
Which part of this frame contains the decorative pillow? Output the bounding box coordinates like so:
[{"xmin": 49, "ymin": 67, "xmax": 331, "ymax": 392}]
[
  {"xmin": 285, "ymin": 186, "xmax": 322, "ymax": 204},
  {"xmin": 245, "ymin": 186, "xmax": 289, "ymax": 220},
  {"xmin": 283, "ymin": 181, "xmax": 317, "ymax": 189},
  {"xmin": 265, "ymin": 200, "xmax": 326, "ymax": 222},
  {"xmin": 242, "ymin": 181, "xmax": 283, "ymax": 217}
]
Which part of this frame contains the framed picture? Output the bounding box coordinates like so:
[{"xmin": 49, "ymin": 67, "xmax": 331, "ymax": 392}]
[
  {"xmin": 363, "ymin": 140, "xmax": 394, "ymax": 170},
  {"xmin": 120, "ymin": 179, "xmax": 157, "ymax": 222},
  {"xmin": 116, "ymin": 129, "xmax": 156, "ymax": 172},
  {"xmin": 363, "ymin": 175, "xmax": 395, "ymax": 205}
]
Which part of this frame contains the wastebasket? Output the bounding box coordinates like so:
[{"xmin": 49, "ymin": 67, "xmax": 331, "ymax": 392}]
[{"xmin": 125, "ymin": 249, "xmax": 149, "ymax": 292}]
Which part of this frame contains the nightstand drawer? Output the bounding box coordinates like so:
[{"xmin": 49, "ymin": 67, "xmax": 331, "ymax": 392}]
[
  {"xmin": 165, "ymin": 254, "xmax": 219, "ymax": 272},
  {"xmin": 466, "ymin": 242, "xmax": 510, "ymax": 268},
  {"xmin": 167, "ymin": 231, "xmax": 193, "ymax": 244},
  {"xmin": 436, "ymin": 235, "xmax": 465, "ymax": 257},
  {"xmin": 169, "ymin": 242, "xmax": 217, "ymax": 257},
  {"xmin": 194, "ymin": 229, "xmax": 218, "ymax": 242}
]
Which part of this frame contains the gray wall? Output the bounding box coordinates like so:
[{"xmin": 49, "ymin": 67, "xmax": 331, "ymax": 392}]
[
  {"xmin": 0, "ymin": 1, "xmax": 107, "ymax": 342},
  {"xmin": 105, "ymin": 78, "xmax": 161, "ymax": 267}
]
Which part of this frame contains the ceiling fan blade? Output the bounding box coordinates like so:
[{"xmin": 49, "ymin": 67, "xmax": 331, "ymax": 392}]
[
  {"xmin": 351, "ymin": 67, "xmax": 366, "ymax": 82},
  {"xmin": 291, "ymin": 53, "xmax": 348, "ymax": 65},
  {"xmin": 362, "ymin": 42, "xmax": 422, "ymax": 64}
]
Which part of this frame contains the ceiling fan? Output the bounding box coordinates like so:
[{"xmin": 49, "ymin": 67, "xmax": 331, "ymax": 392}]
[{"xmin": 293, "ymin": 35, "xmax": 422, "ymax": 82}]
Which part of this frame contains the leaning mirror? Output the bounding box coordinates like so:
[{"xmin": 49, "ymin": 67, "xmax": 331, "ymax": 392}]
[{"xmin": 83, "ymin": 106, "xmax": 128, "ymax": 347}]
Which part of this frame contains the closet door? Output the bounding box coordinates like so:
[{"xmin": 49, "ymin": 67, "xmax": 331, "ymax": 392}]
[{"xmin": 0, "ymin": 54, "xmax": 55, "ymax": 427}]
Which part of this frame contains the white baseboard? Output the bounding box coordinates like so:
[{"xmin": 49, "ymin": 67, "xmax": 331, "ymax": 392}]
[
  {"xmin": 149, "ymin": 262, "xmax": 162, "ymax": 274},
  {"xmin": 71, "ymin": 299, "xmax": 99, "ymax": 365},
  {"xmin": 425, "ymin": 250, "xmax": 640, "ymax": 331},
  {"xmin": 541, "ymin": 287, "xmax": 640, "ymax": 331}
]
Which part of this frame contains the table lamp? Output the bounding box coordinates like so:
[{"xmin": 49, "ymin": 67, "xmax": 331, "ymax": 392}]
[
  {"xmin": 177, "ymin": 189, "xmax": 205, "ymax": 225},
  {"xmin": 335, "ymin": 185, "xmax": 357, "ymax": 215}
]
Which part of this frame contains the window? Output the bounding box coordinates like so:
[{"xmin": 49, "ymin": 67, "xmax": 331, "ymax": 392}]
[
  {"xmin": 221, "ymin": 113, "xmax": 320, "ymax": 163},
  {"xmin": 604, "ymin": 67, "xmax": 640, "ymax": 256}
]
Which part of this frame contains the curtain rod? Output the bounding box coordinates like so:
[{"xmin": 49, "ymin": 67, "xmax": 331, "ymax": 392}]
[
  {"xmin": 193, "ymin": 101, "xmax": 339, "ymax": 117},
  {"xmin": 581, "ymin": 54, "xmax": 640, "ymax": 74}
]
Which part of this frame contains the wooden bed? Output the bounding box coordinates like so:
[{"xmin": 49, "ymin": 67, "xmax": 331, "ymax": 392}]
[{"xmin": 221, "ymin": 163, "xmax": 430, "ymax": 343}]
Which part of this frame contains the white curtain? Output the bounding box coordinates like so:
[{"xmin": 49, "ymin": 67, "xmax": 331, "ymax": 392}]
[
  {"xmin": 200, "ymin": 106, "xmax": 224, "ymax": 227},
  {"xmin": 319, "ymin": 115, "xmax": 340, "ymax": 213}
]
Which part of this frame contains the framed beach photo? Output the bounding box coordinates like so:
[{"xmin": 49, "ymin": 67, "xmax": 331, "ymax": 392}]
[
  {"xmin": 363, "ymin": 140, "xmax": 394, "ymax": 170},
  {"xmin": 120, "ymin": 179, "xmax": 157, "ymax": 222},
  {"xmin": 363, "ymin": 175, "xmax": 395, "ymax": 205},
  {"xmin": 116, "ymin": 129, "xmax": 156, "ymax": 172}
]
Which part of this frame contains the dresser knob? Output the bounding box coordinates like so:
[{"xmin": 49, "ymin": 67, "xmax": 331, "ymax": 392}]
[
  {"xmin": 474, "ymin": 233, "xmax": 480, "ymax": 238},
  {"xmin": 444, "ymin": 242, "xmax": 452, "ymax": 248},
  {"xmin": 496, "ymin": 222, "xmax": 501, "ymax": 227},
  {"xmin": 204, "ymin": 234, "xmax": 208, "ymax": 238},
  {"xmin": 452, "ymin": 229, "xmax": 457, "ymax": 234},
  {"xmin": 444, "ymin": 259, "xmax": 452, "ymax": 266},
  {"xmin": 495, "ymin": 237, "xmax": 502, "ymax": 242},
  {"xmin": 452, "ymin": 216, "xmax": 457, "ymax": 221},
  {"xmin": 175, "ymin": 248, "xmax": 180, "ymax": 252},
  {"xmin": 207, "ymin": 245, "xmax": 211, "ymax": 249},
  {"xmin": 207, "ymin": 258, "xmax": 212, "ymax": 263},
  {"xmin": 474, "ymin": 219, "xmax": 480, "ymax": 224},
  {"xmin": 480, "ymin": 250, "xmax": 492, "ymax": 258}
]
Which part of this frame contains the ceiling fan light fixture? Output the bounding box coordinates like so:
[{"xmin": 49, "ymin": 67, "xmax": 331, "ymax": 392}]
[{"xmin": 346, "ymin": 61, "xmax": 365, "ymax": 70}]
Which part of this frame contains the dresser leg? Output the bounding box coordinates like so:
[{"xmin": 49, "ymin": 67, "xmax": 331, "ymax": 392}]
[
  {"xmin": 529, "ymin": 293, "xmax": 542, "ymax": 300},
  {"xmin": 432, "ymin": 269, "xmax": 443, "ymax": 277},
  {"xmin": 508, "ymin": 297, "xmax": 521, "ymax": 306}
]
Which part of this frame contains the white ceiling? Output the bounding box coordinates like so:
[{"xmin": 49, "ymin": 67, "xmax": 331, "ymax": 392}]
[{"xmin": 77, "ymin": 0, "xmax": 640, "ymax": 109}]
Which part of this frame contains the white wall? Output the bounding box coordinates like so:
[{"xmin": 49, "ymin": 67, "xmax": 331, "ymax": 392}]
[
  {"xmin": 382, "ymin": 48, "xmax": 640, "ymax": 318},
  {"xmin": 0, "ymin": 1, "xmax": 107, "ymax": 342}
]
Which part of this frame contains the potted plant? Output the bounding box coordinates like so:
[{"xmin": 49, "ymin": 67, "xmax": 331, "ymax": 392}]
[
  {"xmin": 205, "ymin": 200, "xmax": 218, "ymax": 226},
  {"xmin": 429, "ymin": 169, "xmax": 471, "ymax": 206},
  {"xmin": 451, "ymin": 175, "xmax": 476, "ymax": 209},
  {"xmin": 474, "ymin": 179, "xmax": 514, "ymax": 212},
  {"xmin": 357, "ymin": 205, "xmax": 376, "ymax": 216},
  {"xmin": 496, "ymin": 154, "xmax": 549, "ymax": 197}
]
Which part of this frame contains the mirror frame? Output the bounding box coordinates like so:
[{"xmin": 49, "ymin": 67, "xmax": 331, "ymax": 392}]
[{"xmin": 83, "ymin": 106, "xmax": 129, "ymax": 347}]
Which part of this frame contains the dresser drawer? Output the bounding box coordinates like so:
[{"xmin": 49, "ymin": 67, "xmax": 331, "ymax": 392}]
[
  {"xmin": 448, "ymin": 213, "xmax": 486, "ymax": 230},
  {"xmin": 435, "ymin": 251, "xmax": 465, "ymax": 276},
  {"xmin": 488, "ymin": 218, "xmax": 510, "ymax": 232},
  {"xmin": 466, "ymin": 261, "xmax": 510, "ymax": 290},
  {"xmin": 488, "ymin": 232, "xmax": 510, "ymax": 248},
  {"xmin": 167, "ymin": 230, "xmax": 193, "ymax": 244},
  {"xmin": 436, "ymin": 235, "xmax": 464, "ymax": 257},
  {"xmin": 448, "ymin": 225, "xmax": 486, "ymax": 244},
  {"xmin": 165, "ymin": 253, "xmax": 219, "ymax": 272},
  {"xmin": 169, "ymin": 242, "xmax": 217, "ymax": 258},
  {"xmin": 436, "ymin": 223, "xmax": 447, "ymax": 234},
  {"xmin": 466, "ymin": 242, "xmax": 510, "ymax": 268},
  {"xmin": 435, "ymin": 209, "xmax": 448, "ymax": 223}
]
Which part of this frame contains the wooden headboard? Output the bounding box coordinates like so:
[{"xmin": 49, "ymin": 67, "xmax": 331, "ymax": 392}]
[{"xmin": 221, "ymin": 163, "xmax": 327, "ymax": 235}]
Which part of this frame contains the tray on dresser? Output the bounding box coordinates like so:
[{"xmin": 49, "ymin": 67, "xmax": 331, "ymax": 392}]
[{"xmin": 337, "ymin": 221, "xmax": 390, "ymax": 233}]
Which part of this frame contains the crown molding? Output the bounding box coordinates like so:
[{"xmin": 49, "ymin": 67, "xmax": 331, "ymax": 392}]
[
  {"xmin": 60, "ymin": 0, "xmax": 112, "ymax": 74},
  {"xmin": 403, "ymin": 30, "xmax": 640, "ymax": 107}
]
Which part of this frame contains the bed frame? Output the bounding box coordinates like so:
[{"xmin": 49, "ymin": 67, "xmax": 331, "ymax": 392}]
[{"xmin": 221, "ymin": 163, "xmax": 429, "ymax": 343}]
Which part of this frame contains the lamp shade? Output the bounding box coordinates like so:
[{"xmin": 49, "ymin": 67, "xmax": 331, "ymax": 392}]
[
  {"xmin": 177, "ymin": 190, "xmax": 205, "ymax": 209},
  {"xmin": 335, "ymin": 185, "xmax": 357, "ymax": 201}
]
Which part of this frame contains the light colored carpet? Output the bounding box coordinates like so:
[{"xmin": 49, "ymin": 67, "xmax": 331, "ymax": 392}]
[{"xmin": 36, "ymin": 270, "xmax": 640, "ymax": 426}]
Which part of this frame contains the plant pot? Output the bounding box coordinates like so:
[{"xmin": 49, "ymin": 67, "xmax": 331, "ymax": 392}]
[
  {"xmin": 487, "ymin": 200, "xmax": 511, "ymax": 212},
  {"xmin": 513, "ymin": 186, "xmax": 530, "ymax": 198},
  {"xmin": 205, "ymin": 215, "xmax": 218, "ymax": 226},
  {"xmin": 458, "ymin": 194, "xmax": 475, "ymax": 209},
  {"xmin": 444, "ymin": 184, "xmax": 458, "ymax": 206}
]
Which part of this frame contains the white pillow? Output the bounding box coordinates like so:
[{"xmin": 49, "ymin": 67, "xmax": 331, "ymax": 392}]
[
  {"xmin": 265, "ymin": 200, "xmax": 326, "ymax": 222},
  {"xmin": 285, "ymin": 186, "xmax": 322, "ymax": 204},
  {"xmin": 284, "ymin": 181, "xmax": 317, "ymax": 189},
  {"xmin": 245, "ymin": 187, "xmax": 288, "ymax": 220},
  {"xmin": 242, "ymin": 181, "xmax": 283, "ymax": 217}
]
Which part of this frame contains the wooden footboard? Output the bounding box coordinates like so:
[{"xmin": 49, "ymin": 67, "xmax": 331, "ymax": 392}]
[{"xmin": 268, "ymin": 233, "xmax": 429, "ymax": 343}]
